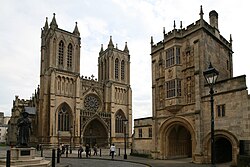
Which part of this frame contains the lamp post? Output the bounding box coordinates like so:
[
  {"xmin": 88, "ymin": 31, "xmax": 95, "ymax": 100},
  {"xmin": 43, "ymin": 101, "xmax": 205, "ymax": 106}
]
[
  {"xmin": 123, "ymin": 119, "xmax": 128, "ymax": 159},
  {"xmin": 70, "ymin": 126, "xmax": 73, "ymax": 154},
  {"xmin": 203, "ymin": 62, "xmax": 219, "ymax": 167}
]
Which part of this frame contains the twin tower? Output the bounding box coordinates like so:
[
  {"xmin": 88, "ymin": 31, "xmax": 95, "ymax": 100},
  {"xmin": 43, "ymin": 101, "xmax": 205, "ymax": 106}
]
[{"xmin": 39, "ymin": 13, "xmax": 132, "ymax": 147}]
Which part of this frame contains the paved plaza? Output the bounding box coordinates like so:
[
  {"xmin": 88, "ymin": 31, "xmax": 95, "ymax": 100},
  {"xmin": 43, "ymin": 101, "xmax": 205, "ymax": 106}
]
[{"xmin": 0, "ymin": 146, "xmax": 230, "ymax": 167}]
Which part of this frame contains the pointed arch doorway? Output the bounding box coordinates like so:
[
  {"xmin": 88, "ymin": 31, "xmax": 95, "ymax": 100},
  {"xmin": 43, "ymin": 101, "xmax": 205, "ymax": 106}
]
[{"xmin": 83, "ymin": 119, "xmax": 109, "ymax": 147}]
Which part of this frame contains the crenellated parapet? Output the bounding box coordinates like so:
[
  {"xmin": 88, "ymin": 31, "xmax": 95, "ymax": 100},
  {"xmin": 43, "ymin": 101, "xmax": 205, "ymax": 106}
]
[{"xmin": 151, "ymin": 8, "xmax": 232, "ymax": 53}]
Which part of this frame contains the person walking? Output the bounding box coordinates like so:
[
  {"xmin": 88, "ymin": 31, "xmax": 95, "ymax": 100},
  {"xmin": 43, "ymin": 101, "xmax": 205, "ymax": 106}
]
[
  {"xmin": 93, "ymin": 144, "xmax": 98, "ymax": 156},
  {"xmin": 110, "ymin": 143, "xmax": 116, "ymax": 160},
  {"xmin": 85, "ymin": 144, "xmax": 90, "ymax": 158},
  {"xmin": 78, "ymin": 145, "xmax": 83, "ymax": 158}
]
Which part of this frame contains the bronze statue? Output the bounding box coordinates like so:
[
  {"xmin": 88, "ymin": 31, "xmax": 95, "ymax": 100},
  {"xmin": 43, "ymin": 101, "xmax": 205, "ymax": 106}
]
[{"xmin": 17, "ymin": 111, "xmax": 32, "ymax": 147}]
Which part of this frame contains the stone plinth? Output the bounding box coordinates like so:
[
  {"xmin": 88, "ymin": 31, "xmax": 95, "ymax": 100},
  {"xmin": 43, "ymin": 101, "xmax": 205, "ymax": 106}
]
[{"xmin": 0, "ymin": 147, "xmax": 51, "ymax": 167}]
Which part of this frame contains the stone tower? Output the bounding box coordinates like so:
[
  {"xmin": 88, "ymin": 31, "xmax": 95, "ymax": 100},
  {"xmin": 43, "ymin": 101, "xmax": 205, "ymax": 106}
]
[
  {"xmin": 133, "ymin": 6, "xmax": 250, "ymax": 166},
  {"xmin": 38, "ymin": 14, "xmax": 132, "ymax": 147},
  {"xmin": 39, "ymin": 13, "xmax": 81, "ymax": 144},
  {"xmin": 98, "ymin": 36, "xmax": 132, "ymax": 147}
]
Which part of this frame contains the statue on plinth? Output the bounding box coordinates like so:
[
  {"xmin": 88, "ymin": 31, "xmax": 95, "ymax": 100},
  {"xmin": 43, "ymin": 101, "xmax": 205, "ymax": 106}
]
[{"xmin": 16, "ymin": 111, "xmax": 32, "ymax": 147}]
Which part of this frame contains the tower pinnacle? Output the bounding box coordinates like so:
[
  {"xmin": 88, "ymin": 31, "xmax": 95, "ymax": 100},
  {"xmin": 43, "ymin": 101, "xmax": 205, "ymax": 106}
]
[
  {"xmin": 50, "ymin": 13, "xmax": 58, "ymax": 29},
  {"xmin": 73, "ymin": 22, "xmax": 80, "ymax": 36},
  {"xmin": 108, "ymin": 36, "xmax": 114, "ymax": 49}
]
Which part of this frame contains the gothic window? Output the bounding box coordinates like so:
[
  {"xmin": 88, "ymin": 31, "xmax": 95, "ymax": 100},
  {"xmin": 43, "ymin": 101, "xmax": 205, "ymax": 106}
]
[
  {"xmin": 115, "ymin": 58, "xmax": 119, "ymax": 79},
  {"xmin": 138, "ymin": 128, "xmax": 142, "ymax": 138},
  {"xmin": 121, "ymin": 60, "xmax": 125, "ymax": 80},
  {"xmin": 58, "ymin": 104, "xmax": 70, "ymax": 131},
  {"xmin": 84, "ymin": 95, "xmax": 100, "ymax": 112},
  {"xmin": 67, "ymin": 43, "xmax": 73, "ymax": 69},
  {"xmin": 166, "ymin": 79, "xmax": 182, "ymax": 98},
  {"xmin": 58, "ymin": 41, "xmax": 64, "ymax": 66},
  {"xmin": 217, "ymin": 104, "xmax": 225, "ymax": 117},
  {"xmin": 115, "ymin": 110, "xmax": 125, "ymax": 133}
]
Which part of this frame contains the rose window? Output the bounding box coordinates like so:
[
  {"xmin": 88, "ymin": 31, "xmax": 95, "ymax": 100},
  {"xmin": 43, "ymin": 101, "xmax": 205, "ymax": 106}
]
[{"xmin": 84, "ymin": 95, "xmax": 100, "ymax": 111}]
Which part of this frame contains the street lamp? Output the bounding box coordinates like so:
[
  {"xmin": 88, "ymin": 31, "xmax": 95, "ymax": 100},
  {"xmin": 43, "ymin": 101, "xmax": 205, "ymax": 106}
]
[
  {"xmin": 203, "ymin": 62, "xmax": 219, "ymax": 167},
  {"xmin": 123, "ymin": 119, "xmax": 128, "ymax": 159},
  {"xmin": 70, "ymin": 126, "xmax": 73, "ymax": 154}
]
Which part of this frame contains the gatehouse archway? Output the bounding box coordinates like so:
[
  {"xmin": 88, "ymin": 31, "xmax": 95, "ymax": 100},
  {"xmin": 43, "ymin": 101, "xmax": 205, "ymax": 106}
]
[
  {"xmin": 159, "ymin": 117, "xmax": 195, "ymax": 160},
  {"xmin": 215, "ymin": 137, "xmax": 232, "ymax": 163}
]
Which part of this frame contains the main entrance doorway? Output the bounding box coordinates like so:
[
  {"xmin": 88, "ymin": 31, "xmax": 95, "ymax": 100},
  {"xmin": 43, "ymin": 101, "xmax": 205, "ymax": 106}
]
[
  {"xmin": 83, "ymin": 119, "xmax": 108, "ymax": 147},
  {"xmin": 167, "ymin": 124, "xmax": 192, "ymax": 158}
]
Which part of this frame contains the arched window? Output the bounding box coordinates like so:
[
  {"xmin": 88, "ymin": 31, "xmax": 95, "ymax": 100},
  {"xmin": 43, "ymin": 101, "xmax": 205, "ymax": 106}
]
[
  {"xmin": 58, "ymin": 103, "xmax": 70, "ymax": 131},
  {"xmin": 115, "ymin": 110, "xmax": 126, "ymax": 133},
  {"xmin": 58, "ymin": 41, "xmax": 64, "ymax": 66},
  {"xmin": 67, "ymin": 43, "xmax": 73, "ymax": 69},
  {"xmin": 121, "ymin": 60, "xmax": 125, "ymax": 80},
  {"xmin": 115, "ymin": 58, "xmax": 119, "ymax": 79}
]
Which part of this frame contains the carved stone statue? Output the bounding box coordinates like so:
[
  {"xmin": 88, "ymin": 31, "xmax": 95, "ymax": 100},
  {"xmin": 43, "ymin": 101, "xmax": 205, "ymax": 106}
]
[{"xmin": 17, "ymin": 111, "xmax": 32, "ymax": 147}]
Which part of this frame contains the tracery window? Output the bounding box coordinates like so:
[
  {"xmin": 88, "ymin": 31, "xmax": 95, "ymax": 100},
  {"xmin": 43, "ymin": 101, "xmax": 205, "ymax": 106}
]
[
  {"xmin": 115, "ymin": 110, "xmax": 125, "ymax": 133},
  {"xmin": 115, "ymin": 58, "xmax": 119, "ymax": 79},
  {"xmin": 121, "ymin": 60, "xmax": 125, "ymax": 80},
  {"xmin": 67, "ymin": 44, "xmax": 73, "ymax": 69},
  {"xmin": 58, "ymin": 104, "xmax": 70, "ymax": 131},
  {"xmin": 84, "ymin": 95, "xmax": 100, "ymax": 112},
  {"xmin": 58, "ymin": 41, "xmax": 64, "ymax": 66}
]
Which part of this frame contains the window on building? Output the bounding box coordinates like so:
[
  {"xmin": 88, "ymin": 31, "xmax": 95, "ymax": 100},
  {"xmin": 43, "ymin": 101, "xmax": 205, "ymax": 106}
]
[
  {"xmin": 115, "ymin": 110, "xmax": 126, "ymax": 133},
  {"xmin": 115, "ymin": 58, "xmax": 119, "ymax": 79},
  {"xmin": 217, "ymin": 104, "xmax": 225, "ymax": 117},
  {"xmin": 67, "ymin": 43, "xmax": 73, "ymax": 69},
  {"xmin": 58, "ymin": 41, "xmax": 64, "ymax": 66},
  {"xmin": 176, "ymin": 47, "xmax": 181, "ymax": 64},
  {"xmin": 166, "ymin": 79, "xmax": 182, "ymax": 98},
  {"xmin": 148, "ymin": 127, "xmax": 152, "ymax": 138},
  {"xmin": 166, "ymin": 48, "xmax": 174, "ymax": 67},
  {"xmin": 58, "ymin": 104, "xmax": 70, "ymax": 131},
  {"xmin": 138, "ymin": 128, "xmax": 142, "ymax": 138},
  {"xmin": 121, "ymin": 60, "xmax": 125, "ymax": 80},
  {"xmin": 166, "ymin": 47, "xmax": 181, "ymax": 68}
]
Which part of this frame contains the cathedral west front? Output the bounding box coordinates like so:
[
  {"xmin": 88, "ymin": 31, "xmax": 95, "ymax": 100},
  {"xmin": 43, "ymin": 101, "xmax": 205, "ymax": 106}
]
[{"xmin": 7, "ymin": 13, "xmax": 132, "ymax": 149}]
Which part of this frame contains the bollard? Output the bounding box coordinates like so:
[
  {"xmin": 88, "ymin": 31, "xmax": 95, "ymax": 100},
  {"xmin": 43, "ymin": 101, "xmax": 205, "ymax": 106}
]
[
  {"xmin": 41, "ymin": 148, "xmax": 43, "ymax": 157},
  {"xmin": 57, "ymin": 148, "xmax": 60, "ymax": 163},
  {"xmin": 6, "ymin": 150, "xmax": 10, "ymax": 167},
  {"xmin": 118, "ymin": 148, "xmax": 120, "ymax": 156},
  {"xmin": 100, "ymin": 149, "xmax": 101, "ymax": 157},
  {"xmin": 52, "ymin": 149, "xmax": 55, "ymax": 167}
]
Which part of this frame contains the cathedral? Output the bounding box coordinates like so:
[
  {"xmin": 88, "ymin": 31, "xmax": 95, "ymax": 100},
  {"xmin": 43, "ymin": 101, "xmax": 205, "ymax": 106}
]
[
  {"xmin": 7, "ymin": 14, "xmax": 132, "ymax": 148},
  {"xmin": 133, "ymin": 6, "xmax": 250, "ymax": 166}
]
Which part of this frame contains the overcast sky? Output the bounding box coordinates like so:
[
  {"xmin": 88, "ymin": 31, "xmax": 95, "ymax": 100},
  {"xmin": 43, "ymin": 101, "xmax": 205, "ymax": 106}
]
[{"xmin": 1, "ymin": 0, "xmax": 250, "ymax": 120}]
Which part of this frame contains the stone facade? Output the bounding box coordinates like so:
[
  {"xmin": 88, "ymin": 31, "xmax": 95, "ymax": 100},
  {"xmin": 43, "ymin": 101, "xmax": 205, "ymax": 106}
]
[
  {"xmin": 0, "ymin": 112, "xmax": 10, "ymax": 144},
  {"xmin": 8, "ymin": 14, "xmax": 132, "ymax": 148},
  {"xmin": 133, "ymin": 6, "xmax": 250, "ymax": 166}
]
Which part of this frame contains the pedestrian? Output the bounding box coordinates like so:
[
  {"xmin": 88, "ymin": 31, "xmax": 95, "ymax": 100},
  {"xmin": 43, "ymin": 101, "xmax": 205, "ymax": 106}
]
[
  {"xmin": 85, "ymin": 144, "xmax": 90, "ymax": 158},
  {"xmin": 78, "ymin": 145, "xmax": 83, "ymax": 158},
  {"xmin": 93, "ymin": 144, "xmax": 98, "ymax": 156},
  {"xmin": 110, "ymin": 143, "xmax": 116, "ymax": 160},
  {"xmin": 61, "ymin": 144, "xmax": 65, "ymax": 155}
]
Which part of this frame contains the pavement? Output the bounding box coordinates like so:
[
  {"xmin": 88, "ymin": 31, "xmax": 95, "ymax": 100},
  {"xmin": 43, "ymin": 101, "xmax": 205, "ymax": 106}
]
[{"xmin": 0, "ymin": 146, "xmax": 231, "ymax": 167}]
